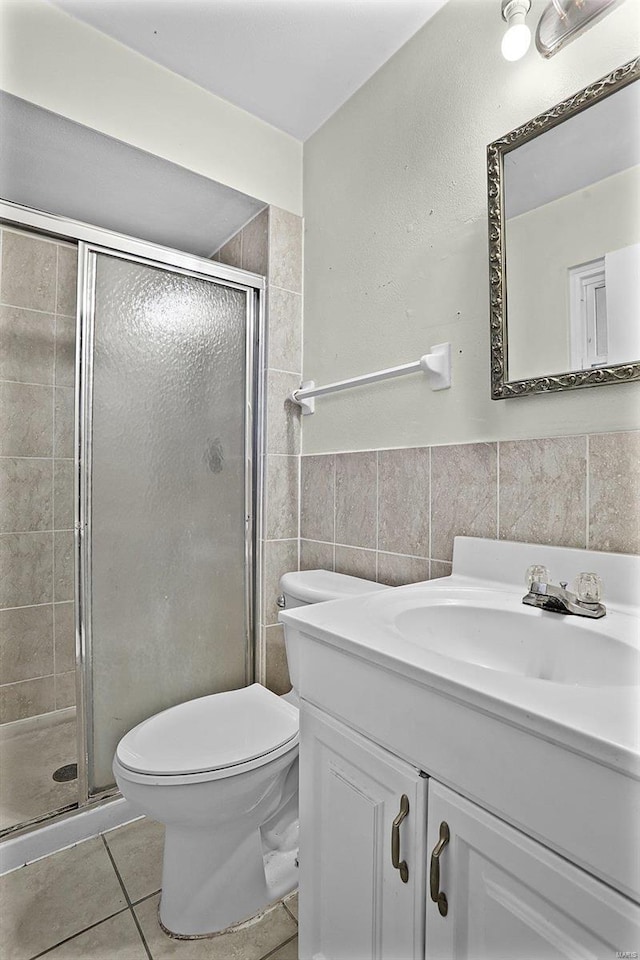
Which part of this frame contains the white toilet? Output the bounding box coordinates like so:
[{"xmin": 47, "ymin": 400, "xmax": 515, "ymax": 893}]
[{"xmin": 113, "ymin": 569, "xmax": 389, "ymax": 938}]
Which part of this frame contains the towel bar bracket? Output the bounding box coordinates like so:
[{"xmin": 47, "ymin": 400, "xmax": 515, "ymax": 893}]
[{"xmin": 293, "ymin": 382, "xmax": 316, "ymax": 416}]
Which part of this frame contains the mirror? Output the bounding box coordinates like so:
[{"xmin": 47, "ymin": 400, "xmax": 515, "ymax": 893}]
[{"xmin": 487, "ymin": 58, "xmax": 640, "ymax": 398}]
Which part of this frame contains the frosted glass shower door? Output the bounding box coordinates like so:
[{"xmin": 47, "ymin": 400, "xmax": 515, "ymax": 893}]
[{"xmin": 81, "ymin": 248, "xmax": 255, "ymax": 794}]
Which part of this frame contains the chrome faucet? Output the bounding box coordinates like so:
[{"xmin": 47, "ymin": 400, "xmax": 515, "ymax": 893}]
[{"xmin": 522, "ymin": 566, "xmax": 606, "ymax": 619}]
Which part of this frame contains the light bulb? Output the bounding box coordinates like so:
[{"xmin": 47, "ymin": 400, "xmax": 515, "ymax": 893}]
[
  {"xmin": 501, "ymin": 0, "xmax": 532, "ymax": 62},
  {"xmin": 501, "ymin": 22, "xmax": 532, "ymax": 60}
]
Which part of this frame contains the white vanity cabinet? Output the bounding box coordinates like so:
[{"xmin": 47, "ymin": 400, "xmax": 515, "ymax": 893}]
[
  {"xmin": 425, "ymin": 779, "xmax": 640, "ymax": 960},
  {"xmin": 283, "ymin": 541, "xmax": 640, "ymax": 959},
  {"xmin": 297, "ymin": 703, "xmax": 640, "ymax": 960},
  {"xmin": 298, "ymin": 703, "xmax": 428, "ymax": 960}
]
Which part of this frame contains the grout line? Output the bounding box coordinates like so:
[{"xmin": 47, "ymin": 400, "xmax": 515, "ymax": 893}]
[
  {"xmin": 52, "ymin": 602, "xmax": 58, "ymax": 705},
  {"xmin": 0, "ymin": 302, "xmax": 58, "ymax": 317},
  {"xmin": 268, "ymin": 282, "xmax": 302, "ymax": 298},
  {"xmin": 332, "ymin": 542, "xmax": 376, "ymax": 553},
  {"xmin": 332, "ymin": 456, "xmax": 337, "ymax": 553},
  {"xmin": 0, "ymin": 600, "xmax": 55, "ymax": 613},
  {"xmin": 101, "ymin": 835, "xmax": 133, "ymax": 904},
  {"xmin": 297, "ymin": 429, "xmax": 638, "ymax": 463},
  {"xmin": 281, "ymin": 898, "xmax": 298, "ymax": 926},
  {"xmin": 0, "ymin": 377, "xmax": 56, "ymax": 388},
  {"xmin": 428, "ymin": 446, "xmax": 432, "ymax": 579},
  {"xmin": 268, "ymin": 367, "xmax": 302, "ymax": 377},
  {"xmin": 585, "ymin": 435, "xmax": 590, "ymax": 549},
  {"xmin": 376, "ymin": 547, "xmax": 430, "ymax": 561},
  {"xmin": 0, "ymin": 673, "xmax": 56, "ymax": 687},
  {"xmin": 101, "ymin": 835, "xmax": 154, "ymax": 960},
  {"xmin": 51, "ymin": 241, "xmax": 58, "ymax": 630},
  {"xmin": 375, "ymin": 451, "xmax": 379, "ymax": 582},
  {"xmin": 128, "ymin": 907, "xmax": 153, "ymax": 960},
  {"xmin": 0, "ymin": 528, "xmax": 73, "ymax": 536},
  {"xmin": 260, "ymin": 931, "xmax": 299, "ymax": 960},
  {"xmin": 29, "ymin": 905, "xmax": 132, "ymax": 960},
  {"xmin": 131, "ymin": 888, "xmax": 162, "ymax": 907}
]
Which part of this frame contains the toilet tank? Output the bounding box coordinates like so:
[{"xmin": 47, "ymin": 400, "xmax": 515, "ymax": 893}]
[
  {"xmin": 278, "ymin": 570, "xmax": 390, "ymax": 703},
  {"xmin": 278, "ymin": 569, "xmax": 389, "ymax": 610}
]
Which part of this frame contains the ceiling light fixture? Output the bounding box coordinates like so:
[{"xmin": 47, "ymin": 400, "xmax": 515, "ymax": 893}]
[{"xmin": 501, "ymin": 0, "xmax": 532, "ymax": 61}]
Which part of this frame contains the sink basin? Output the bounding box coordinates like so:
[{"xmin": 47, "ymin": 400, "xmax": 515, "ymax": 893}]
[{"xmin": 371, "ymin": 592, "xmax": 640, "ymax": 687}]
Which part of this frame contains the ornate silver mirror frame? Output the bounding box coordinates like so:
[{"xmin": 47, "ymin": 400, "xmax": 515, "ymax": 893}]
[{"xmin": 487, "ymin": 56, "xmax": 640, "ymax": 399}]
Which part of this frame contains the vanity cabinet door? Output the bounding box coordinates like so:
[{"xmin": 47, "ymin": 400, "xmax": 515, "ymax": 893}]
[
  {"xmin": 425, "ymin": 779, "xmax": 640, "ymax": 960},
  {"xmin": 299, "ymin": 702, "xmax": 427, "ymax": 960}
]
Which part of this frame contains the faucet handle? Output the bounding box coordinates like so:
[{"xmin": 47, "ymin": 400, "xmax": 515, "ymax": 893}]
[
  {"xmin": 526, "ymin": 564, "xmax": 549, "ymax": 591},
  {"xmin": 574, "ymin": 572, "xmax": 603, "ymax": 604}
]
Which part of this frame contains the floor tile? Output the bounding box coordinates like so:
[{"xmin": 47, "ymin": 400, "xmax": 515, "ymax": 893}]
[
  {"xmin": 42, "ymin": 910, "xmax": 148, "ymax": 960},
  {"xmin": 135, "ymin": 896, "xmax": 297, "ymax": 960},
  {"xmin": 266, "ymin": 936, "xmax": 298, "ymax": 960},
  {"xmin": 104, "ymin": 817, "xmax": 165, "ymax": 903},
  {"xmin": 0, "ymin": 837, "xmax": 127, "ymax": 959},
  {"xmin": 282, "ymin": 892, "xmax": 298, "ymax": 922},
  {"xmin": 0, "ymin": 714, "xmax": 77, "ymax": 831}
]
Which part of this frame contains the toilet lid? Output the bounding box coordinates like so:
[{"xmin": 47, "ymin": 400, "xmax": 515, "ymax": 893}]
[{"xmin": 115, "ymin": 684, "xmax": 298, "ymax": 776}]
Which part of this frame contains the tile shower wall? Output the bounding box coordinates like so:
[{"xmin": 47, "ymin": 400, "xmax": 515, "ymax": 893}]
[
  {"xmin": 214, "ymin": 207, "xmax": 303, "ymax": 695},
  {"xmin": 300, "ymin": 432, "xmax": 640, "ymax": 585},
  {"xmin": 0, "ymin": 227, "xmax": 77, "ymax": 723}
]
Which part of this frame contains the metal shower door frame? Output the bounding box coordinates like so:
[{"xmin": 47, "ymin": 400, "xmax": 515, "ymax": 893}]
[
  {"xmin": 0, "ymin": 199, "xmax": 266, "ymax": 821},
  {"xmin": 77, "ymin": 242, "xmax": 264, "ymax": 802}
]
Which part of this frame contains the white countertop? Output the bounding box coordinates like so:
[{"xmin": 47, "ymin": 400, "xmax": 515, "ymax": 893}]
[{"xmin": 280, "ymin": 539, "xmax": 640, "ymax": 779}]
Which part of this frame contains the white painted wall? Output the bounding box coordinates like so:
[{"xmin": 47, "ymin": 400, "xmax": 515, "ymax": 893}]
[
  {"xmin": 507, "ymin": 166, "xmax": 640, "ymax": 380},
  {"xmin": 0, "ymin": 0, "xmax": 302, "ymax": 215},
  {"xmin": 302, "ymin": 0, "xmax": 640, "ymax": 455}
]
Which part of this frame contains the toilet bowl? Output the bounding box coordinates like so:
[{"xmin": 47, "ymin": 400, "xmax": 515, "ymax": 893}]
[{"xmin": 113, "ymin": 570, "xmax": 390, "ymax": 938}]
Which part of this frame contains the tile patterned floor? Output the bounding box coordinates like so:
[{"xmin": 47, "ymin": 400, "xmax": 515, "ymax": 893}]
[{"xmin": 0, "ymin": 817, "xmax": 299, "ymax": 960}]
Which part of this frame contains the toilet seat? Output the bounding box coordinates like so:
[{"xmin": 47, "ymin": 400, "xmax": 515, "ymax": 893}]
[{"xmin": 115, "ymin": 684, "xmax": 299, "ymax": 785}]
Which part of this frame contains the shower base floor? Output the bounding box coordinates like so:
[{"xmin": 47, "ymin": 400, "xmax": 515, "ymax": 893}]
[{"xmin": 0, "ymin": 708, "xmax": 77, "ymax": 833}]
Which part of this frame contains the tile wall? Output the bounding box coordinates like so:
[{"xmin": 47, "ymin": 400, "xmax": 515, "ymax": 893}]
[
  {"xmin": 213, "ymin": 206, "xmax": 638, "ymax": 701},
  {"xmin": 299, "ymin": 432, "xmax": 640, "ymax": 585},
  {"xmin": 214, "ymin": 207, "xmax": 303, "ymax": 695},
  {"xmin": 0, "ymin": 227, "xmax": 77, "ymax": 724},
  {"xmin": 7, "ymin": 219, "xmax": 627, "ymax": 714}
]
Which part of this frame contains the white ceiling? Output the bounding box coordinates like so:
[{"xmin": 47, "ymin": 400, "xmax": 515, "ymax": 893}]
[{"xmin": 50, "ymin": 0, "xmax": 447, "ymax": 141}]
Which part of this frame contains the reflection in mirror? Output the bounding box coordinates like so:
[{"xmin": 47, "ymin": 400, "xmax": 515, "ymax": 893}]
[
  {"xmin": 487, "ymin": 58, "xmax": 640, "ymax": 398},
  {"xmin": 505, "ymin": 80, "xmax": 639, "ymax": 381}
]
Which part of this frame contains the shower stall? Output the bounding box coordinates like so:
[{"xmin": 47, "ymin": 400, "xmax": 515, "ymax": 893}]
[{"xmin": 0, "ymin": 202, "xmax": 264, "ymax": 834}]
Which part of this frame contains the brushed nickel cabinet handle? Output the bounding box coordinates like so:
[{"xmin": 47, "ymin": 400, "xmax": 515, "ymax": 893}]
[
  {"xmin": 430, "ymin": 821, "xmax": 450, "ymax": 916},
  {"xmin": 391, "ymin": 794, "xmax": 410, "ymax": 883}
]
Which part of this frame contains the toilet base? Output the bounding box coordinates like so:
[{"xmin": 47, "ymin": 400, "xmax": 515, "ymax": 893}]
[{"xmin": 158, "ymin": 825, "xmax": 298, "ymax": 939}]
